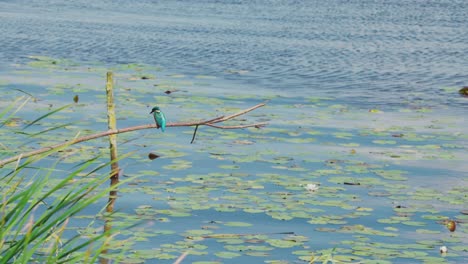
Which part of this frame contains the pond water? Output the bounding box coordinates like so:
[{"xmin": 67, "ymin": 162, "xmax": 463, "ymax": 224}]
[
  {"xmin": 2, "ymin": 0, "xmax": 468, "ymax": 108},
  {"xmin": 1, "ymin": 0, "xmax": 467, "ymax": 263}
]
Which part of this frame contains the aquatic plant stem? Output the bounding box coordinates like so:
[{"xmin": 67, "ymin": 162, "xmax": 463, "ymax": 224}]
[{"xmin": 0, "ymin": 103, "xmax": 266, "ymax": 167}]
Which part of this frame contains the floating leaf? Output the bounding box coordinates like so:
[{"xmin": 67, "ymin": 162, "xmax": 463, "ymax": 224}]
[
  {"xmin": 402, "ymin": 221, "xmax": 426, "ymax": 227},
  {"xmin": 374, "ymin": 170, "xmax": 408, "ymax": 181},
  {"xmin": 224, "ymin": 222, "xmax": 252, "ymax": 227},
  {"xmin": 416, "ymin": 229, "xmax": 440, "ymax": 234},
  {"xmin": 214, "ymin": 251, "xmax": 241, "ymax": 259},
  {"xmin": 163, "ymin": 159, "xmax": 192, "ymax": 170},
  {"xmin": 373, "ymin": 140, "xmax": 397, "ymax": 145},
  {"xmin": 266, "ymin": 239, "xmax": 302, "ymax": 248}
]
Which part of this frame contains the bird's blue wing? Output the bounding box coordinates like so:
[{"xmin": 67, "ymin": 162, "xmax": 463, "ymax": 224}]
[{"xmin": 160, "ymin": 112, "xmax": 166, "ymax": 132}]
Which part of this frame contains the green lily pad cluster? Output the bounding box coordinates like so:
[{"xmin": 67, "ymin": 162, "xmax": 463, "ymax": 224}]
[{"xmin": 1, "ymin": 56, "xmax": 466, "ymax": 263}]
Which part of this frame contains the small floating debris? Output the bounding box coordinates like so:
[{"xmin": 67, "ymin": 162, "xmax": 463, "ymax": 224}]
[
  {"xmin": 344, "ymin": 182, "xmax": 360, "ymax": 185},
  {"xmin": 233, "ymin": 140, "xmax": 255, "ymax": 145},
  {"xmin": 459, "ymin": 86, "xmax": 468, "ymax": 97},
  {"xmin": 73, "ymin": 95, "xmax": 79, "ymax": 103},
  {"xmin": 226, "ymin": 69, "xmax": 249, "ymax": 75},
  {"xmin": 164, "ymin": 89, "xmax": 179, "ymax": 94},
  {"xmin": 128, "ymin": 74, "xmax": 155, "ymax": 81},
  {"xmin": 439, "ymin": 246, "xmax": 448, "ymax": 254},
  {"xmin": 439, "ymin": 219, "xmax": 457, "ymax": 232},
  {"xmin": 446, "ymin": 220, "xmax": 456, "ymax": 232},
  {"xmin": 148, "ymin": 152, "xmax": 160, "ymax": 160},
  {"xmin": 305, "ymin": 183, "xmax": 319, "ymax": 192}
]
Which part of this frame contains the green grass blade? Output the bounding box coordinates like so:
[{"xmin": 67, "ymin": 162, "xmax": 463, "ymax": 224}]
[
  {"xmin": 0, "ymin": 96, "xmax": 30, "ymax": 128},
  {"xmin": 16, "ymin": 122, "xmax": 73, "ymax": 137},
  {"xmin": 23, "ymin": 104, "xmax": 72, "ymax": 129}
]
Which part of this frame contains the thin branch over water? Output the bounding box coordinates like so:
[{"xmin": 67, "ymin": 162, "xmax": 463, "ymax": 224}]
[{"xmin": 0, "ymin": 103, "xmax": 266, "ymax": 167}]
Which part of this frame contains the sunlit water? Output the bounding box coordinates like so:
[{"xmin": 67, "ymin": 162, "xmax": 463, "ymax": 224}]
[
  {"xmin": 1, "ymin": 1, "xmax": 467, "ymax": 263},
  {"xmin": 1, "ymin": 0, "xmax": 468, "ymax": 108}
]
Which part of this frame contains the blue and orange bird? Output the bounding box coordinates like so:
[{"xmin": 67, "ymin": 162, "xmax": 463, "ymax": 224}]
[{"xmin": 150, "ymin": 106, "xmax": 166, "ymax": 132}]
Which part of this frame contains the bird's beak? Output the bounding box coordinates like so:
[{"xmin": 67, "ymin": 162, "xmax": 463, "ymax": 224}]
[{"xmin": 149, "ymin": 110, "xmax": 154, "ymax": 114}]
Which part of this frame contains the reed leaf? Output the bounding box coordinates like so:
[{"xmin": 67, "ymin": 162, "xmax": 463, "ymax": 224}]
[
  {"xmin": 23, "ymin": 104, "xmax": 72, "ymax": 130},
  {"xmin": 16, "ymin": 122, "xmax": 73, "ymax": 137},
  {"xmin": 0, "ymin": 96, "xmax": 30, "ymax": 129},
  {"xmin": 0, "ymin": 152, "xmax": 135, "ymax": 263}
]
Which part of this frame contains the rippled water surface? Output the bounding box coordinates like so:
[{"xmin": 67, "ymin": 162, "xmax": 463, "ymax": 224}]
[
  {"xmin": 1, "ymin": 1, "xmax": 468, "ymax": 263},
  {"xmin": 1, "ymin": 0, "xmax": 468, "ymax": 106}
]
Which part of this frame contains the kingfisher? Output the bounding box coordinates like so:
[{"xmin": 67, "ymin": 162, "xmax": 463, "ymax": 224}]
[{"xmin": 150, "ymin": 106, "xmax": 166, "ymax": 132}]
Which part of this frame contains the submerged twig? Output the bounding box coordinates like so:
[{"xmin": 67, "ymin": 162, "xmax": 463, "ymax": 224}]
[
  {"xmin": 173, "ymin": 251, "xmax": 190, "ymax": 264},
  {"xmin": 200, "ymin": 231, "xmax": 295, "ymax": 239},
  {"xmin": 205, "ymin": 123, "xmax": 267, "ymax": 129},
  {"xmin": 190, "ymin": 125, "xmax": 199, "ymax": 144},
  {"xmin": 0, "ymin": 103, "xmax": 266, "ymax": 167}
]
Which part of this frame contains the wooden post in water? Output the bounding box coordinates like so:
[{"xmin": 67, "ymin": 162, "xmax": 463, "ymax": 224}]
[
  {"xmin": 100, "ymin": 72, "xmax": 119, "ymax": 264},
  {"xmin": 105, "ymin": 71, "xmax": 119, "ymax": 212}
]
